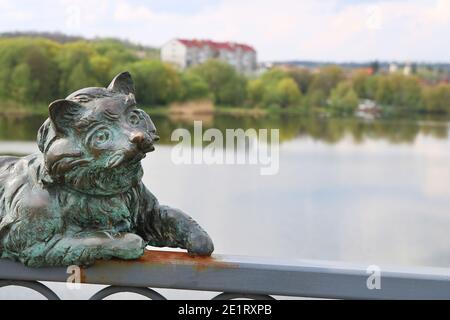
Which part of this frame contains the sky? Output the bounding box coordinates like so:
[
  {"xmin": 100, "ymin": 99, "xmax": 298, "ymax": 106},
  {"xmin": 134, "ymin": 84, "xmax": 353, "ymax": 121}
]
[{"xmin": 0, "ymin": 0, "xmax": 449, "ymax": 62}]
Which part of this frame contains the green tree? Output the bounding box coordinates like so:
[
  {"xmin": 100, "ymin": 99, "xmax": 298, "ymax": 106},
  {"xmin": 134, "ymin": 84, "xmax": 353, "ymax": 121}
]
[
  {"xmin": 370, "ymin": 74, "xmax": 423, "ymax": 109},
  {"xmin": 57, "ymin": 42, "xmax": 99, "ymax": 95},
  {"xmin": 180, "ymin": 71, "xmax": 210, "ymax": 101},
  {"xmin": 306, "ymin": 89, "xmax": 327, "ymax": 108},
  {"xmin": 0, "ymin": 38, "xmax": 61, "ymax": 102},
  {"xmin": 260, "ymin": 69, "xmax": 288, "ymax": 83},
  {"xmin": 309, "ymin": 65, "xmax": 345, "ymax": 96},
  {"xmin": 276, "ymin": 78, "xmax": 302, "ymax": 108},
  {"xmin": 364, "ymin": 75, "xmax": 380, "ymax": 100},
  {"xmin": 248, "ymin": 68, "xmax": 302, "ymax": 108},
  {"xmin": 287, "ymin": 68, "xmax": 313, "ymax": 94},
  {"xmin": 21, "ymin": 43, "xmax": 60, "ymax": 101},
  {"xmin": 10, "ymin": 63, "xmax": 38, "ymax": 103},
  {"xmin": 375, "ymin": 76, "xmax": 395, "ymax": 105},
  {"xmin": 247, "ymin": 78, "xmax": 265, "ymax": 107},
  {"xmin": 394, "ymin": 75, "xmax": 422, "ymax": 109},
  {"xmin": 370, "ymin": 61, "xmax": 380, "ymax": 74},
  {"xmin": 422, "ymin": 84, "xmax": 450, "ymax": 113},
  {"xmin": 351, "ymin": 70, "xmax": 370, "ymax": 98},
  {"xmin": 66, "ymin": 61, "xmax": 94, "ymax": 94},
  {"xmin": 329, "ymin": 82, "xmax": 359, "ymax": 114},
  {"xmin": 191, "ymin": 59, "xmax": 247, "ymax": 106},
  {"xmin": 93, "ymin": 39, "xmax": 138, "ymax": 65},
  {"xmin": 90, "ymin": 55, "xmax": 113, "ymax": 85},
  {"xmin": 128, "ymin": 60, "xmax": 182, "ymax": 105}
]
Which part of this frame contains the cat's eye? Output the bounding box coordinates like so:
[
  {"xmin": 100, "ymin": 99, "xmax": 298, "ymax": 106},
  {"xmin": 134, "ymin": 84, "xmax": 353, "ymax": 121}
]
[
  {"xmin": 92, "ymin": 129, "xmax": 111, "ymax": 146},
  {"xmin": 128, "ymin": 112, "xmax": 141, "ymax": 127}
]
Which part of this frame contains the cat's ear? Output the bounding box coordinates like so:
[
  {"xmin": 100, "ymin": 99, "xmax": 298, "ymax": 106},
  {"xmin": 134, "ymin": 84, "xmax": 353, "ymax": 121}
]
[
  {"xmin": 48, "ymin": 99, "xmax": 83, "ymax": 134},
  {"xmin": 107, "ymin": 71, "xmax": 135, "ymax": 95}
]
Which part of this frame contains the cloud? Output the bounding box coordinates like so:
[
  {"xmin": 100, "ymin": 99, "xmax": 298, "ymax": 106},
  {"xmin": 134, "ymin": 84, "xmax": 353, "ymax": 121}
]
[
  {"xmin": 0, "ymin": 0, "xmax": 448, "ymax": 62},
  {"xmin": 114, "ymin": 1, "xmax": 155, "ymax": 21},
  {"xmin": 0, "ymin": 0, "xmax": 33, "ymax": 22},
  {"xmin": 424, "ymin": 0, "xmax": 450, "ymax": 23},
  {"xmin": 106, "ymin": 0, "xmax": 450, "ymax": 62}
]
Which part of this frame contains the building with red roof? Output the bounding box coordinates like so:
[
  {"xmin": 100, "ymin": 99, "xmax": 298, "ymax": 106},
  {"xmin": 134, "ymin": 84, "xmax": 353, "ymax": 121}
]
[{"xmin": 161, "ymin": 39, "xmax": 257, "ymax": 74}]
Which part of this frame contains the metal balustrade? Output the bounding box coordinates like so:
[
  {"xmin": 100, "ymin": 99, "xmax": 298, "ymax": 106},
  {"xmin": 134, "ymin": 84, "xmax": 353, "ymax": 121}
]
[{"xmin": 0, "ymin": 250, "xmax": 449, "ymax": 300}]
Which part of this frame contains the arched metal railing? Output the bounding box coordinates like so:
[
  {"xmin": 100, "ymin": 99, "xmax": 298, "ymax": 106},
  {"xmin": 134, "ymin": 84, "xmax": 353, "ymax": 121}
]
[
  {"xmin": 1, "ymin": 250, "xmax": 450, "ymax": 300},
  {"xmin": 0, "ymin": 280, "xmax": 60, "ymax": 300}
]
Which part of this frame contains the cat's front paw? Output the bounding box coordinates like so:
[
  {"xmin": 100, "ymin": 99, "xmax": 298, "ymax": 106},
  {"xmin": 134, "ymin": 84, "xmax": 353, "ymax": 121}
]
[
  {"xmin": 186, "ymin": 231, "xmax": 214, "ymax": 256},
  {"xmin": 110, "ymin": 233, "xmax": 146, "ymax": 260}
]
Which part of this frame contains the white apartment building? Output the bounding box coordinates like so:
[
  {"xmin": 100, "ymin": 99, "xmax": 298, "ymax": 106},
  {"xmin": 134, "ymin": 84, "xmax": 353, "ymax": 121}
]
[{"xmin": 161, "ymin": 39, "xmax": 257, "ymax": 74}]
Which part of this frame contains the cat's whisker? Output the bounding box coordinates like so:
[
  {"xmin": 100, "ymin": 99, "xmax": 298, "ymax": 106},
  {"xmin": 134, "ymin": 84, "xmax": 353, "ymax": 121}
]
[
  {"xmin": 106, "ymin": 153, "xmax": 126, "ymax": 169},
  {"xmin": 68, "ymin": 159, "xmax": 91, "ymax": 167}
]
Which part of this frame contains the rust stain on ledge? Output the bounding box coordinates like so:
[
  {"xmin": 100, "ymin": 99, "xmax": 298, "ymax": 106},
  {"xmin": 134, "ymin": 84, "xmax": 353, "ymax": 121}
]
[
  {"xmin": 125, "ymin": 250, "xmax": 237, "ymax": 272},
  {"xmin": 80, "ymin": 250, "xmax": 238, "ymax": 281},
  {"xmin": 79, "ymin": 268, "xmax": 87, "ymax": 284}
]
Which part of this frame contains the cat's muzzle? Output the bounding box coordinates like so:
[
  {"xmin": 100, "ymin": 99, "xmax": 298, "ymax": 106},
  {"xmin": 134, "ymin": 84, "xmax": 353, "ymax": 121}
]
[
  {"xmin": 106, "ymin": 132, "xmax": 159, "ymax": 168},
  {"xmin": 130, "ymin": 131, "xmax": 160, "ymax": 153}
]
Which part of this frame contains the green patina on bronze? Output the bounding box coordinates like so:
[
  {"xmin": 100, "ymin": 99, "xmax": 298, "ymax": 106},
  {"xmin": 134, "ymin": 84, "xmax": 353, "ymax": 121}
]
[{"xmin": 0, "ymin": 72, "xmax": 214, "ymax": 267}]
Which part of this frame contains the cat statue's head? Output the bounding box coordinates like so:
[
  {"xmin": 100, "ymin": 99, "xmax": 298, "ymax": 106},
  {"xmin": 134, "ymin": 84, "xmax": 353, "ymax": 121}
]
[{"xmin": 37, "ymin": 72, "xmax": 160, "ymax": 195}]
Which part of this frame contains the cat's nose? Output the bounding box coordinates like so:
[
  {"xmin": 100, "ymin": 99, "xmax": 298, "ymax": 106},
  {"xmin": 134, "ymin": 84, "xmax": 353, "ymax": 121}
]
[
  {"xmin": 130, "ymin": 132, "xmax": 159, "ymax": 152},
  {"xmin": 130, "ymin": 132, "xmax": 145, "ymax": 145}
]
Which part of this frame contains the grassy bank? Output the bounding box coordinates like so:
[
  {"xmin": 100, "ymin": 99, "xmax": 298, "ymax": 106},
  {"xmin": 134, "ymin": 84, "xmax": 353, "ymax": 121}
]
[
  {"xmin": 0, "ymin": 102, "xmax": 274, "ymax": 118},
  {"xmin": 1, "ymin": 101, "xmax": 444, "ymax": 120},
  {"xmin": 135, "ymin": 106, "xmax": 270, "ymax": 118},
  {"xmin": 0, "ymin": 101, "xmax": 49, "ymax": 117}
]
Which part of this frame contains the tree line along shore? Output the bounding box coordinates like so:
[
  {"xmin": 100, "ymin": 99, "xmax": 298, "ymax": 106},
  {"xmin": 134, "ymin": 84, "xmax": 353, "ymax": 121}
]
[{"xmin": 0, "ymin": 36, "xmax": 449, "ymax": 117}]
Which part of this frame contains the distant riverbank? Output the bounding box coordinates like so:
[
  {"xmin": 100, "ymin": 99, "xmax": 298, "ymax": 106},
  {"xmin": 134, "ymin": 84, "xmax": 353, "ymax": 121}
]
[
  {"xmin": 0, "ymin": 100, "xmax": 445, "ymax": 121},
  {"xmin": 0, "ymin": 101, "xmax": 272, "ymax": 118}
]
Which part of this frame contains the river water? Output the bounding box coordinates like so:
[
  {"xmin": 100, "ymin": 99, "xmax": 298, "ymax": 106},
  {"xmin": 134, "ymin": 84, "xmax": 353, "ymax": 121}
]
[{"xmin": 1, "ymin": 113, "xmax": 449, "ymax": 299}]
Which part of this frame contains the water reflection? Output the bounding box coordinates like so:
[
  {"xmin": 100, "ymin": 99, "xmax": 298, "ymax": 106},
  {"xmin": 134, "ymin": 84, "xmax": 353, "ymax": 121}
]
[
  {"xmin": 157, "ymin": 114, "xmax": 450, "ymax": 145},
  {"xmin": 1, "ymin": 113, "xmax": 448, "ymax": 145}
]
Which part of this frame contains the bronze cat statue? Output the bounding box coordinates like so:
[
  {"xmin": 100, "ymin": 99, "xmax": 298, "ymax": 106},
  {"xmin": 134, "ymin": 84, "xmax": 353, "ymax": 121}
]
[{"xmin": 0, "ymin": 72, "xmax": 214, "ymax": 267}]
